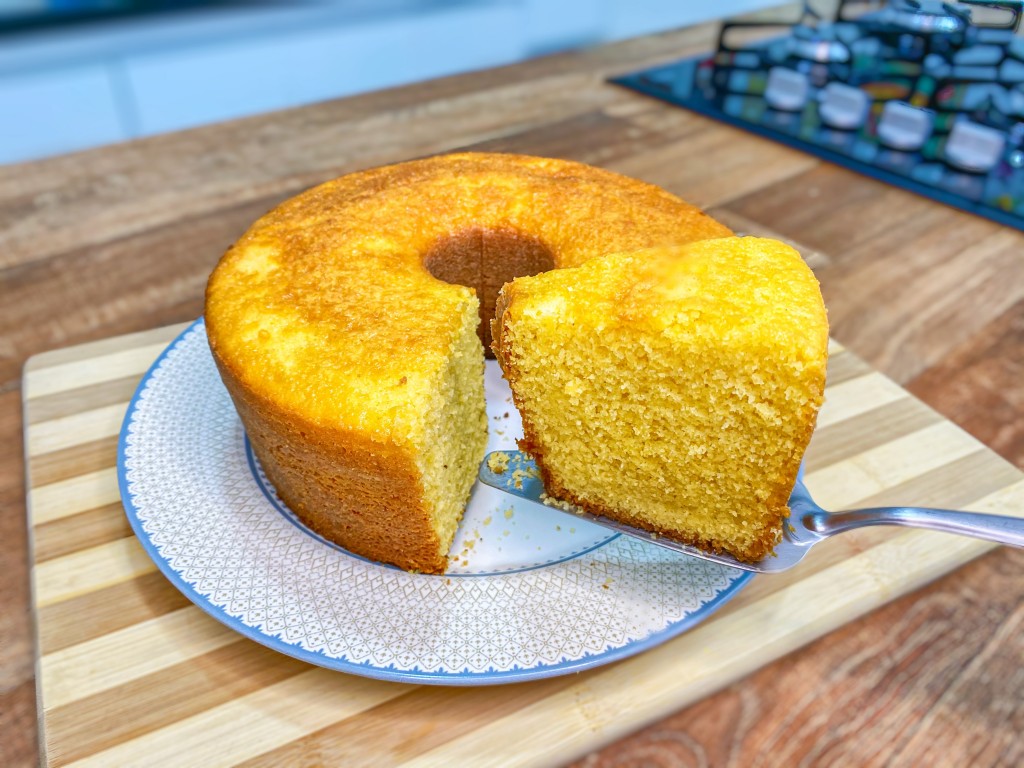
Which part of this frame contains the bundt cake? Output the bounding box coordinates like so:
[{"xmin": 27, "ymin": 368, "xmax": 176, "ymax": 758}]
[
  {"xmin": 205, "ymin": 152, "xmax": 731, "ymax": 573},
  {"xmin": 492, "ymin": 237, "xmax": 829, "ymax": 563}
]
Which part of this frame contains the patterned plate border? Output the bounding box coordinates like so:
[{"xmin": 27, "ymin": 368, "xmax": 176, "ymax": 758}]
[{"xmin": 117, "ymin": 319, "xmax": 753, "ymax": 685}]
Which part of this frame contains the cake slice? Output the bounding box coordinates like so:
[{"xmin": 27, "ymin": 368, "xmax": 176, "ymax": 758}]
[{"xmin": 491, "ymin": 236, "xmax": 829, "ymax": 562}]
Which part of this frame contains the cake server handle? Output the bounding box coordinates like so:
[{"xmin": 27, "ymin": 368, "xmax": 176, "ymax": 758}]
[{"xmin": 803, "ymin": 506, "xmax": 1024, "ymax": 548}]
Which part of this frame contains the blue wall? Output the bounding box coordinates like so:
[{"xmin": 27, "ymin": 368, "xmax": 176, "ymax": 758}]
[{"xmin": 0, "ymin": 1, "xmax": 776, "ymax": 163}]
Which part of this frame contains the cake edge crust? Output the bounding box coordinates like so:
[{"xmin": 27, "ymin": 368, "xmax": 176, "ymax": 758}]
[{"xmin": 208, "ymin": 332, "xmax": 451, "ymax": 574}]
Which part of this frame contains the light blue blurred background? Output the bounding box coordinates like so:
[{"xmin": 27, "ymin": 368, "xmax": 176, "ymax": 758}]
[{"xmin": 0, "ymin": 1, "xmax": 775, "ymax": 164}]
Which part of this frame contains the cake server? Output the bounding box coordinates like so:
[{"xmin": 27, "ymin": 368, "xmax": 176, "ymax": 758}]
[{"xmin": 478, "ymin": 451, "xmax": 1024, "ymax": 573}]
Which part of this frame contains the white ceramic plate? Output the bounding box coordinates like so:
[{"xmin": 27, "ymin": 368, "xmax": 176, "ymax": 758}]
[{"xmin": 118, "ymin": 319, "xmax": 752, "ymax": 685}]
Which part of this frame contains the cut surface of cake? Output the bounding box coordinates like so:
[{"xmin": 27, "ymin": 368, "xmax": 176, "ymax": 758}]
[
  {"xmin": 205, "ymin": 152, "xmax": 732, "ymax": 573},
  {"xmin": 492, "ymin": 236, "xmax": 829, "ymax": 563}
]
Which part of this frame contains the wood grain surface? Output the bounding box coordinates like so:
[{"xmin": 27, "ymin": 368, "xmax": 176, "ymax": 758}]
[
  {"xmin": 20, "ymin": 330, "xmax": 1024, "ymax": 767},
  {"xmin": 3, "ymin": 10, "xmax": 1024, "ymax": 768}
]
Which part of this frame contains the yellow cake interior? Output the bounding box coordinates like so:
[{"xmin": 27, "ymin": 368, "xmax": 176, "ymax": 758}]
[
  {"xmin": 492, "ymin": 236, "xmax": 829, "ymax": 562},
  {"xmin": 416, "ymin": 299, "xmax": 489, "ymax": 554}
]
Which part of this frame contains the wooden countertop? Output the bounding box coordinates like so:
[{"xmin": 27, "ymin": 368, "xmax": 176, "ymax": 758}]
[{"xmin": 2, "ymin": 16, "xmax": 1022, "ymax": 768}]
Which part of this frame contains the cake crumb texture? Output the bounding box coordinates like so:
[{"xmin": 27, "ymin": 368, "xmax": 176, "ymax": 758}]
[
  {"xmin": 493, "ymin": 236, "xmax": 829, "ymax": 563},
  {"xmin": 486, "ymin": 451, "xmax": 510, "ymax": 474}
]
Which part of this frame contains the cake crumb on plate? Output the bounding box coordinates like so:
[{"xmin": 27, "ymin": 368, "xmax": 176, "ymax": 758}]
[{"xmin": 486, "ymin": 452, "xmax": 510, "ymax": 474}]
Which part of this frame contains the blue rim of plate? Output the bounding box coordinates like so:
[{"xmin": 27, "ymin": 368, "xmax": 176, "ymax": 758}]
[{"xmin": 117, "ymin": 318, "xmax": 754, "ymax": 686}]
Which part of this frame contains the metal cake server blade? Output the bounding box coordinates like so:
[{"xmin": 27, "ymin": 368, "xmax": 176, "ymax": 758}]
[{"xmin": 478, "ymin": 451, "xmax": 1024, "ymax": 573}]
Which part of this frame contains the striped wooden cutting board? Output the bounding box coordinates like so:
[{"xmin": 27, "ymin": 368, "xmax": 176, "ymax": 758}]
[{"xmin": 23, "ymin": 324, "xmax": 1024, "ymax": 767}]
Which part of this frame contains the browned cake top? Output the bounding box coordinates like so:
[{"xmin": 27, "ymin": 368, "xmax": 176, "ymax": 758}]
[{"xmin": 205, "ymin": 152, "xmax": 731, "ymax": 441}]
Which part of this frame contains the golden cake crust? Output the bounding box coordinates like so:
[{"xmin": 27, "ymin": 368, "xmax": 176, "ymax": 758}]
[{"xmin": 206, "ymin": 152, "xmax": 732, "ymax": 573}]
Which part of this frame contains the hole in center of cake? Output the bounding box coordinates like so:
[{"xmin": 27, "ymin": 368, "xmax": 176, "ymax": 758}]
[{"xmin": 424, "ymin": 227, "xmax": 555, "ymax": 353}]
